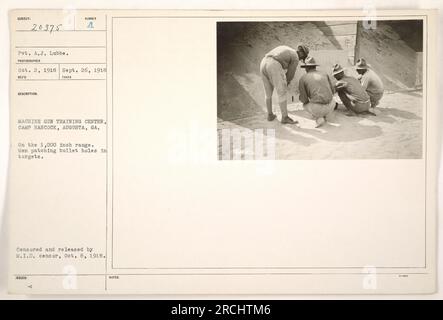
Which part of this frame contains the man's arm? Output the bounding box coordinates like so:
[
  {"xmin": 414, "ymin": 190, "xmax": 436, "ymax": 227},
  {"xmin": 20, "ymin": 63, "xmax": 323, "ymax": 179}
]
[
  {"xmin": 334, "ymin": 80, "xmax": 347, "ymax": 91},
  {"xmin": 286, "ymin": 60, "xmax": 298, "ymax": 84},
  {"xmin": 327, "ymin": 74, "xmax": 336, "ymax": 93},
  {"xmin": 298, "ymin": 77, "xmax": 309, "ymax": 104},
  {"xmin": 360, "ymin": 74, "xmax": 369, "ymax": 90}
]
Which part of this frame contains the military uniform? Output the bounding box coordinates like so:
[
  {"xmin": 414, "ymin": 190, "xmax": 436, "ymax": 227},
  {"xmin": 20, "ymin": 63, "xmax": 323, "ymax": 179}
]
[
  {"xmin": 260, "ymin": 46, "xmax": 300, "ymax": 103},
  {"xmin": 299, "ymin": 59, "xmax": 335, "ymax": 121}
]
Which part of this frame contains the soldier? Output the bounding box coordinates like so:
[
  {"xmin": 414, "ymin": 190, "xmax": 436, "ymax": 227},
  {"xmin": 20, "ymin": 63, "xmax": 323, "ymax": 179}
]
[
  {"xmin": 332, "ymin": 64, "xmax": 376, "ymax": 116},
  {"xmin": 298, "ymin": 57, "xmax": 336, "ymax": 128},
  {"xmin": 355, "ymin": 58, "xmax": 384, "ymax": 109},
  {"xmin": 260, "ymin": 45, "xmax": 309, "ymax": 124}
]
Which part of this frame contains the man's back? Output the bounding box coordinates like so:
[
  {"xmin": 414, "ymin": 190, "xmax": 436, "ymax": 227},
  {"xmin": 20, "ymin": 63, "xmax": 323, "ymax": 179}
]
[
  {"xmin": 299, "ymin": 70, "xmax": 334, "ymax": 105},
  {"xmin": 265, "ymin": 46, "xmax": 298, "ymax": 69},
  {"xmin": 360, "ymin": 69, "xmax": 384, "ymax": 94}
]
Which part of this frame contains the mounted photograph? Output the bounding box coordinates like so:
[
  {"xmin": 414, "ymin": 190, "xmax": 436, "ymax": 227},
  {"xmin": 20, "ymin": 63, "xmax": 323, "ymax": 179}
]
[{"xmin": 217, "ymin": 19, "xmax": 424, "ymax": 160}]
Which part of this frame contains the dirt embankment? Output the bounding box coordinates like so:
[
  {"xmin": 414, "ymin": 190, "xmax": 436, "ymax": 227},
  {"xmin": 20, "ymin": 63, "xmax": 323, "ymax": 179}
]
[{"xmin": 360, "ymin": 22, "xmax": 420, "ymax": 91}]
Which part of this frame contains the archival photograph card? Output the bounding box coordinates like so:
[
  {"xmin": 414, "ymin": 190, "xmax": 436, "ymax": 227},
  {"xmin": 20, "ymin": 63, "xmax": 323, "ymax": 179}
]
[{"xmin": 7, "ymin": 9, "xmax": 438, "ymax": 294}]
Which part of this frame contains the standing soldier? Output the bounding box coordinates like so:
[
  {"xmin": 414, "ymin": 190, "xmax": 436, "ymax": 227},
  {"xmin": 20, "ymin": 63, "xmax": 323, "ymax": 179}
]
[
  {"xmin": 260, "ymin": 45, "xmax": 309, "ymax": 124},
  {"xmin": 355, "ymin": 58, "xmax": 384, "ymax": 109}
]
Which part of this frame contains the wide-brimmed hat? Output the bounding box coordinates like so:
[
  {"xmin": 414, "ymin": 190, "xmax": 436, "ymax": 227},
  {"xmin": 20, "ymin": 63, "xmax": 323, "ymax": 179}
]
[
  {"xmin": 300, "ymin": 56, "xmax": 318, "ymax": 67},
  {"xmin": 332, "ymin": 63, "xmax": 345, "ymax": 75},
  {"xmin": 355, "ymin": 58, "xmax": 369, "ymax": 70},
  {"xmin": 297, "ymin": 45, "xmax": 309, "ymax": 57}
]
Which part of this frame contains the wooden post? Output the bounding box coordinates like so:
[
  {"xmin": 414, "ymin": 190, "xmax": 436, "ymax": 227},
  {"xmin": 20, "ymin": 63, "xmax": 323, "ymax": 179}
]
[{"xmin": 354, "ymin": 21, "xmax": 362, "ymax": 64}]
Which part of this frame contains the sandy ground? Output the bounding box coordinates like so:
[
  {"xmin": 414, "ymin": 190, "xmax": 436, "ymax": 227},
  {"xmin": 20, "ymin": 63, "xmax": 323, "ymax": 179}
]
[{"xmin": 217, "ymin": 91, "xmax": 423, "ymax": 159}]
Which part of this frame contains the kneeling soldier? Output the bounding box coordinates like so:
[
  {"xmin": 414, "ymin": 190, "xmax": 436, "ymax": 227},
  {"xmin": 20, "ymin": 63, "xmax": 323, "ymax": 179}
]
[
  {"xmin": 299, "ymin": 57, "xmax": 336, "ymax": 128},
  {"xmin": 332, "ymin": 64, "xmax": 376, "ymax": 116},
  {"xmin": 355, "ymin": 58, "xmax": 384, "ymax": 109}
]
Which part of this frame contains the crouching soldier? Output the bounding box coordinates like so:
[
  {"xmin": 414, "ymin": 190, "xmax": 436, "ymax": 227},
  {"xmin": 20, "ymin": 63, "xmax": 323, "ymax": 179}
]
[
  {"xmin": 355, "ymin": 58, "xmax": 384, "ymax": 109},
  {"xmin": 332, "ymin": 64, "xmax": 376, "ymax": 116},
  {"xmin": 299, "ymin": 57, "xmax": 336, "ymax": 128},
  {"xmin": 260, "ymin": 45, "xmax": 309, "ymax": 124}
]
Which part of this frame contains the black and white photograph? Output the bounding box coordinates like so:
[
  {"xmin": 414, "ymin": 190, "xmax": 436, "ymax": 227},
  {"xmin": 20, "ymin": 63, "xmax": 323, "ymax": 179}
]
[{"xmin": 217, "ymin": 20, "xmax": 424, "ymax": 160}]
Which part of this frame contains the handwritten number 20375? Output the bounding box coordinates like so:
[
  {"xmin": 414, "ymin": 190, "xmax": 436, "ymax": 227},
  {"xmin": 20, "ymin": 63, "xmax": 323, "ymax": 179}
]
[{"xmin": 31, "ymin": 24, "xmax": 62, "ymax": 33}]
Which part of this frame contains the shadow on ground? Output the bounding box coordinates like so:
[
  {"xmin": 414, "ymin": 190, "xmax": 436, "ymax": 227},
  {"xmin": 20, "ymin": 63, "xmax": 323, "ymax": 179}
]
[
  {"xmin": 227, "ymin": 107, "xmax": 385, "ymax": 149},
  {"xmin": 289, "ymin": 109, "xmax": 383, "ymax": 143}
]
